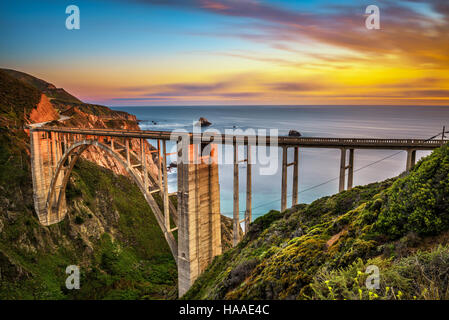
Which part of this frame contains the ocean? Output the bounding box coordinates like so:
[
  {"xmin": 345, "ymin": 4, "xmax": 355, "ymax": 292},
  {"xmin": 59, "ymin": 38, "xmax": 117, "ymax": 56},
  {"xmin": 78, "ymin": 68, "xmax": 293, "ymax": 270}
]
[{"xmin": 111, "ymin": 105, "xmax": 449, "ymax": 220}]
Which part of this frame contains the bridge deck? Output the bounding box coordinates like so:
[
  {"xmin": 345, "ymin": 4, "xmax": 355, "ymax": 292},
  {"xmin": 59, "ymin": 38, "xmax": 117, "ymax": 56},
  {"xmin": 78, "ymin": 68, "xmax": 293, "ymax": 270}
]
[{"xmin": 31, "ymin": 126, "xmax": 447, "ymax": 150}]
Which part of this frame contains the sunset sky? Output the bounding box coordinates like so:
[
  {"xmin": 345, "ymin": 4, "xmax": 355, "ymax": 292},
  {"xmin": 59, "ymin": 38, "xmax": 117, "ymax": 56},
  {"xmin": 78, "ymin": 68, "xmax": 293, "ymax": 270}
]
[{"xmin": 1, "ymin": 0, "xmax": 449, "ymax": 106}]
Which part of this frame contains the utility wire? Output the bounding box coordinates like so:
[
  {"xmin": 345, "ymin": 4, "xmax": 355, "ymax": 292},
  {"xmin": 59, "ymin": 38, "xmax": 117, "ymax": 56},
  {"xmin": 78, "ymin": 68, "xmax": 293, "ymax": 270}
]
[{"xmin": 247, "ymin": 149, "xmax": 404, "ymax": 215}]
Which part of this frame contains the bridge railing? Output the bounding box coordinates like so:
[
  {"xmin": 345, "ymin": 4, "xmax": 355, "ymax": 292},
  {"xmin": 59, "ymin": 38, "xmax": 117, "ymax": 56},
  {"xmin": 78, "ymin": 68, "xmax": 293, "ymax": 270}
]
[{"xmin": 31, "ymin": 126, "xmax": 448, "ymax": 149}]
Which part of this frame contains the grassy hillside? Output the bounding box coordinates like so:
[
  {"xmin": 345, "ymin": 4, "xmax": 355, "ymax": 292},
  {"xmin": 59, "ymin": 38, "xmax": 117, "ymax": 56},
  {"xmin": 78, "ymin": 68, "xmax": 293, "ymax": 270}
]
[{"xmin": 185, "ymin": 145, "xmax": 449, "ymax": 300}]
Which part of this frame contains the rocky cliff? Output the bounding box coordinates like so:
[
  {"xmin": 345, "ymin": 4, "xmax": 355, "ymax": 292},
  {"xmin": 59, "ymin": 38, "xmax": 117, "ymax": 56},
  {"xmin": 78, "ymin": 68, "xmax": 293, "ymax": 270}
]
[{"xmin": 29, "ymin": 94, "xmax": 59, "ymax": 124}]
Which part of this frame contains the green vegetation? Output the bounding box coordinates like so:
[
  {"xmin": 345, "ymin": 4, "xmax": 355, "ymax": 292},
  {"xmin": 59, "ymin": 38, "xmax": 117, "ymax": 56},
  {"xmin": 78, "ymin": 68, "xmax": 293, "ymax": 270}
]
[
  {"xmin": 0, "ymin": 70, "xmax": 39, "ymax": 213},
  {"xmin": 374, "ymin": 147, "xmax": 449, "ymax": 237},
  {"xmin": 310, "ymin": 245, "xmax": 449, "ymax": 300},
  {"xmin": 0, "ymin": 158, "xmax": 177, "ymax": 300},
  {"xmin": 0, "ymin": 69, "xmax": 41, "ymax": 128},
  {"xmin": 185, "ymin": 145, "xmax": 449, "ymax": 300}
]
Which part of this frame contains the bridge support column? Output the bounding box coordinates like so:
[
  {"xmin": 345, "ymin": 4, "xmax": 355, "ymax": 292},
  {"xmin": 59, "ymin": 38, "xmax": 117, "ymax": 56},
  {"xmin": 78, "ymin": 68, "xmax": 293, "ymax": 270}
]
[
  {"xmin": 31, "ymin": 131, "xmax": 50, "ymax": 224},
  {"xmin": 406, "ymin": 149, "xmax": 416, "ymax": 171},
  {"xmin": 63, "ymin": 134, "xmax": 67, "ymax": 154},
  {"xmin": 157, "ymin": 140, "xmax": 163, "ymax": 190},
  {"xmin": 347, "ymin": 149, "xmax": 354, "ymax": 190},
  {"xmin": 281, "ymin": 147, "xmax": 300, "ymax": 210},
  {"xmin": 125, "ymin": 139, "xmax": 131, "ymax": 166},
  {"xmin": 233, "ymin": 141, "xmax": 240, "ymax": 246},
  {"xmin": 162, "ymin": 140, "xmax": 170, "ymax": 232},
  {"xmin": 30, "ymin": 130, "xmax": 66, "ymax": 225},
  {"xmin": 51, "ymin": 132, "xmax": 58, "ymax": 173},
  {"xmin": 140, "ymin": 138, "xmax": 148, "ymax": 191},
  {"xmin": 281, "ymin": 146, "xmax": 288, "ymax": 212},
  {"xmin": 339, "ymin": 148, "xmax": 355, "ymax": 192},
  {"xmin": 177, "ymin": 143, "xmax": 221, "ymax": 297},
  {"xmin": 339, "ymin": 148, "xmax": 347, "ymax": 192},
  {"xmin": 292, "ymin": 147, "xmax": 299, "ymax": 206},
  {"xmin": 245, "ymin": 145, "xmax": 252, "ymax": 233}
]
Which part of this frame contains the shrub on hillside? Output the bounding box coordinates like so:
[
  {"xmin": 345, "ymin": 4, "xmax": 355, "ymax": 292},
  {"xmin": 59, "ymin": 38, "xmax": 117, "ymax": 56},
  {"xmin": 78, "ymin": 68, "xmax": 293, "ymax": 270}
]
[
  {"xmin": 310, "ymin": 245, "xmax": 449, "ymax": 300},
  {"xmin": 375, "ymin": 145, "xmax": 449, "ymax": 238}
]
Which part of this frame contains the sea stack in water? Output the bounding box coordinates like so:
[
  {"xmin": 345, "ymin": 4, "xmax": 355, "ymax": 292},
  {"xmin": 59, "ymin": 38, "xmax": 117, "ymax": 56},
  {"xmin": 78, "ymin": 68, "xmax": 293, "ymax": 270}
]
[
  {"xmin": 289, "ymin": 130, "xmax": 302, "ymax": 137},
  {"xmin": 198, "ymin": 117, "xmax": 212, "ymax": 127},
  {"xmin": 169, "ymin": 161, "xmax": 177, "ymax": 169}
]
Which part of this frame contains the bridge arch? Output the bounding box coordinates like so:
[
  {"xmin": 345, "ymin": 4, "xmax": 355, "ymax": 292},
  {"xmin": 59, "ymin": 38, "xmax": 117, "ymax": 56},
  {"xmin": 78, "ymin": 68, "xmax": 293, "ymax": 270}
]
[{"xmin": 45, "ymin": 139, "xmax": 178, "ymax": 260}]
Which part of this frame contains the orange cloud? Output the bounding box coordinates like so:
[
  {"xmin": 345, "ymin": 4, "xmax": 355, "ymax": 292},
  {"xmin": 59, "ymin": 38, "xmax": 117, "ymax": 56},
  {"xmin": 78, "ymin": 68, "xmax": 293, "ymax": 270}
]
[{"xmin": 200, "ymin": 0, "xmax": 229, "ymax": 10}]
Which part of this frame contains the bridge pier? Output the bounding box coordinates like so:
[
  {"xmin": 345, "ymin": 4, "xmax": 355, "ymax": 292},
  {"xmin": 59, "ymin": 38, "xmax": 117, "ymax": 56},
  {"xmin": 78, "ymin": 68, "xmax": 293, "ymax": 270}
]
[
  {"xmin": 125, "ymin": 138, "xmax": 131, "ymax": 166},
  {"xmin": 281, "ymin": 146, "xmax": 300, "ymax": 211},
  {"xmin": 245, "ymin": 145, "xmax": 252, "ymax": 233},
  {"xmin": 233, "ymin": 141, "xmax": 240, "ymax": 246},
  {"xmin": 281, "ymin": 146, "xmax": 288, "ymax": 211},
  {"xmin": 162, "ymin": 140, "xmax": 170, "ymax": 232},
  {"xmin": 339, "ymin": 148, "xmax": 354, "ymax": 192},
  {"xmin": 140, "ymin": 138, "xmax": 148, "ymax": 190},
  {"xmin": 339, "ymin": 148, "xmax": 346, "ymax": 192},
  {"xmin": 292, "ymin": 147, "xmax": 299, "ymax": 206},
  {"xmin": 30, "ymin": 130, "xmax": 66, "ymax": 225},
  {"xmin": 177, "ymin": 143, "xmax": 222, "ymax": 297},
  {"xmin": 406, "ymin": 149, "xmax": 416, "ymax": 171},
  {"xmin": 348, "ymin": 148, "xmax": 354, "ymax": 190},
  {"xmin": 232, "ymin": 143, "xmax": 253, "ymax": 239}
]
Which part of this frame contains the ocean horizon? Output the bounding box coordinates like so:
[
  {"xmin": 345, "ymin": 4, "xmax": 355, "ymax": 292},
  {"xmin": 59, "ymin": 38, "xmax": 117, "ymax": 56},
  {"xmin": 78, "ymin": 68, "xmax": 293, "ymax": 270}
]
[{"xmin": 111, "ymin": 105, "xmax": 449, "ymax": 220}]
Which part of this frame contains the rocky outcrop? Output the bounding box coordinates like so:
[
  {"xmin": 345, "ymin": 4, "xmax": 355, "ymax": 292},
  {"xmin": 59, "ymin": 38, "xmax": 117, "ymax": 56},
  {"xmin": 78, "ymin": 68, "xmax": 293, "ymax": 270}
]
[
  {"xmin": 28, "ymin": 94, "xmax": 59, "ymax": 124},
  {"xmin": 288, "ymin": 130, "xmax": 302, "ymax": 137},
  {"xmin": 168, "ymin": 161, "xmax": 177, "ymax": 171},
  {"xmin": 197, "ymin": 117, "xmax": 212, "ymax": 127}
]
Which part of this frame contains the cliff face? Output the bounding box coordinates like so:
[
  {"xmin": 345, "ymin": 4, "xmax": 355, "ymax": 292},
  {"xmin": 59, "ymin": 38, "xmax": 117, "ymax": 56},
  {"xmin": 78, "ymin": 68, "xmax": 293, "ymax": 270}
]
[{"xmin": 28, "ymin": 94, "xmax": 59, "ymax": 124}]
